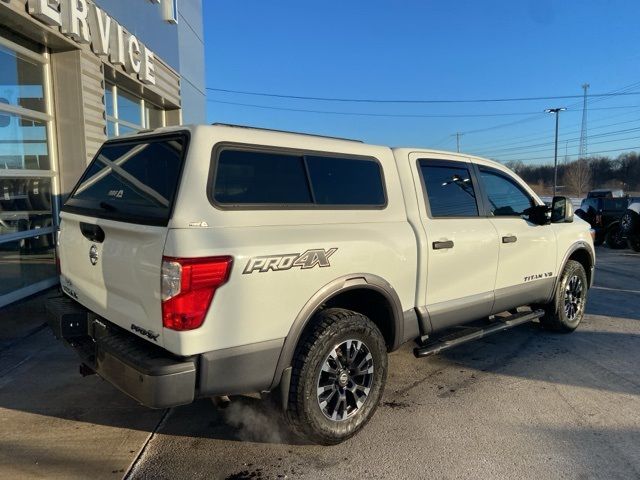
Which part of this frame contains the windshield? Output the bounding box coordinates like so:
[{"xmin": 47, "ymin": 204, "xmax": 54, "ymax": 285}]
[{"xmin": 63, "ymin": 133, "xmax": 188, "ymax": 226}]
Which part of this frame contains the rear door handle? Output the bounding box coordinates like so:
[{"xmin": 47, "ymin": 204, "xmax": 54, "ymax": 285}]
[
  {"xmin": 502, "ymin": 235, "xmax": 518, "ymax": 244},
  {"xmin": 432, "ymin": 240, "xmax": 454, "ymax": 250}
]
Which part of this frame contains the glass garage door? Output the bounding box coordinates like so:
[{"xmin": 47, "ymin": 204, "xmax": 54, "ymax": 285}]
[{"xmin": 0, "ymin": 35, "xmax": 58, "ymax": 308}]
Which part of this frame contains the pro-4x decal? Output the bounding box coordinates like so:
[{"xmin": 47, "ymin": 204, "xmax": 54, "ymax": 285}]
[{"xmin": 243, "ymin": 248, "xmax": 337, "ymax": 274}]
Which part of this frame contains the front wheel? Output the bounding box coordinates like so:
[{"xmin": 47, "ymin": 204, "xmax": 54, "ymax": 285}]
[
  {"xmin": 284, "ymin": 308, "xmax": 387, "ymax": 445},
  {"xmin": 536, "ymin": 260, "xmax": 588, "ymax": 332},
  {"xmin": 620, "ymin": 210, "xmax": 639, "ymax": 235}
]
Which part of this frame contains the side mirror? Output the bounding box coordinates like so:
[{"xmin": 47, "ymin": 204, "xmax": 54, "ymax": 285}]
[
  {"xmin": 525, "ymin": 204, "xmax": 551, "ymax": 225},
  {"xmin": 551, "ymin": 196, "xmax": 574, "ymax": 223}
]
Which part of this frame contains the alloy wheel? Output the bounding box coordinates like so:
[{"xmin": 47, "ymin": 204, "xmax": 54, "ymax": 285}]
[
  {"xmin": 564, "ymin": 275, "xmax": 585, "ymax": 321},
  {"xmin": 316, "ymin": 339, "xmax": 374, "ymax": 421}
]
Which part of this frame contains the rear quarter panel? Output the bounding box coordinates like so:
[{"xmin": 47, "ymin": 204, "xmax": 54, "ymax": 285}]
[
  {"xmin": 163, "ymin": 223, "xmax": 416, "ymax": 355},
  {"xmin": 162, "ymin": 126, "xmax": 418, "ymax": 356}
]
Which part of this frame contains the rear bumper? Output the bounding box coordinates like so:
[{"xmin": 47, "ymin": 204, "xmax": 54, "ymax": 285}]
[
  {"xmin": 46, "ymin": 296, "xmax": 196, "ymax": 409},
  {"xmin": 45, "ymin": 295, "xmax": 284, "ymax": 408}
]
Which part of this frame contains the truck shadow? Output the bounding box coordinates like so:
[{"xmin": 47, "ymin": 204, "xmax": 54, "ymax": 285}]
[{"xmin": 0, "ymin": 316, "xmax": 638, "ymax": 448}]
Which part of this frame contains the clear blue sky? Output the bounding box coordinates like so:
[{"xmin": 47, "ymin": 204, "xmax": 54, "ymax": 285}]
[{"xmin": 203, "ymin": 1, "xmax": 640, "ymax": 165}]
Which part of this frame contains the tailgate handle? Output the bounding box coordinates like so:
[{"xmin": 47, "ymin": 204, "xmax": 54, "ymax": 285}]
[
  {"xmin": 502, "ymin": 235, "xmax": 518, "ymax": 244},
  {"xmin": 80, "ymin": 223, "xmax": 105, "ymax": 243}
]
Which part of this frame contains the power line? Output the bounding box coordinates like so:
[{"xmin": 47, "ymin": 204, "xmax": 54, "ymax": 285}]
[
  {"xmin": 464, "ymin": 84, "xmax": 640, "ymax": 149},
  {"xmin": 207, "ymin": 99, "xmax": 550, "ymax": 118},
  {"xmin": 496, "ymin": 145, "xmax": 640, "ymax": 163},
  {"xmin": 468, "ymin": 111, "xmax": 640, "ymax": 151},
  {"xmin": 493, "ymin": 132, "xmax": 640, "ymax": 159},
  {"xmin": 209, "ymin": 97, "xmax": 640, "ymax": 119},
  {"xmin": 207, "ymin": 87, "xmax": 640, "ymax": 104},
  {"xmin": 474, "ymin": 125, "xmax": 640, "ymax": 156},
  {"xmin": 467, "ymin": 106, "xmax": 640, "ymax": 150},
  {"xmin": 462, "ymin": 81, "xmax": 640, "ymax": 138}
]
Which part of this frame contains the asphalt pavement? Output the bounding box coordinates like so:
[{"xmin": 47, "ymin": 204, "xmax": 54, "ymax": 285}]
[{"xmin": 0, "ymin": 247, "xmax": 639, "ymax": 479}]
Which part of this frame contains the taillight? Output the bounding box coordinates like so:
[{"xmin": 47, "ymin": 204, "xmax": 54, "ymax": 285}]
[{"xmin": 161, "ymin": 256, "xmax": 233, "ymax": 331}]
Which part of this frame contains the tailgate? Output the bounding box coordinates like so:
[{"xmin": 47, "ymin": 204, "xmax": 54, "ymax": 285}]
[
  {"xmin": 59, "ymin": 133, "xmax": 189, "ymax": 347},
  {"xmin": 59, "ymin": 214, "xmax": 167, "ymax": 344}
]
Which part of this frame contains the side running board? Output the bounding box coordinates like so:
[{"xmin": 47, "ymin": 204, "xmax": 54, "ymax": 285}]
[{"xmin": 413, "ymin": 309, "xmax": 545, "ymax": 358}]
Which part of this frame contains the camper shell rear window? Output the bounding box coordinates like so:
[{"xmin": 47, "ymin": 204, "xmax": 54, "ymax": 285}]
[{"xmin": 63, "ymin": 133, "xmax": 189, "ymax": 226}]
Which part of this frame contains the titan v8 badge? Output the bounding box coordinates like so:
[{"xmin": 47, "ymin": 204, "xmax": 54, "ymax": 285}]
[{"xmin": 243, "ymin": 248, "xmax": 337, "ymax": 274}]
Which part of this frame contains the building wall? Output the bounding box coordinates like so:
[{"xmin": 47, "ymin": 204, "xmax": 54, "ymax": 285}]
[
  {"xmin": 0, "ymin": 0, "xmax": 205, "ymax": 307},
  {"xmin": 176, "ymin": 0, "xmax": 206, "ymax": 124},
  {"xmin": 93, "ymin": 0, "xmax": 180, "ymax": 70},
  {"xmin": 95, "ymin": 0, "xmax": 206, "ymax": 124}
]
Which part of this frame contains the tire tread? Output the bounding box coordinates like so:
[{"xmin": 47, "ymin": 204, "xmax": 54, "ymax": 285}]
[{"xmin": 284, "ymin": 308, "xmax": 386, "ymax": 445}]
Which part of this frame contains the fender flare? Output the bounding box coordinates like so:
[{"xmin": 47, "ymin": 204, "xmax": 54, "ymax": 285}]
[
  {"xmin": 269, "ymin": 273, "xmax": 404, "ymax": 393},
  {"xmin": 548, "ymin": 241, "xmax": 595, "ymax": 302}
]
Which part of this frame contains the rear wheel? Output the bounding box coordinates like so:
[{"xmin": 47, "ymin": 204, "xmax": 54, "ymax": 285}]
[
  {"xmin": 536, "ymin": 260, "xmax": 588, "ymax": 332},
  {"xmin": 284, "ymin": 308, "xmax": 387, "ymax": 445},
  {"xmin": 605, "ymin": 224, "xmax": 626, "ymax": 249}
]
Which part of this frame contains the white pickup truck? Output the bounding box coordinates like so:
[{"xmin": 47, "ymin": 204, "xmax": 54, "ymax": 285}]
[{"xmin": 47, "ymin": 124, "xmax": 595, "ymax": 445}]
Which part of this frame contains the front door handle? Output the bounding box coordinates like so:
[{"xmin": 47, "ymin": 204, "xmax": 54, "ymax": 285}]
[
  {"xmin": 502, "ymin": 235, "xmax": 518, "ymax": 244},
  {"xmin": 433, "ymin": 240, "xmax": 454, "ymax": 250}
]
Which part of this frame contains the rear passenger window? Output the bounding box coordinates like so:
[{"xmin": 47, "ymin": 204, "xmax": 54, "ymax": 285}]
[
  {"xmin": 213, "ymin": 148, "xmax": 385, "ymax": 208},
  {"xmin": 419, "ymin": 163, "xmax": 479, "ymax": 217}
]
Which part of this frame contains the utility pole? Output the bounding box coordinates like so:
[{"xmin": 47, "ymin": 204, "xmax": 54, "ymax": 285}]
[
  {"xmin": 579, "ymin": 83, "xmax": 590, "ymax": 158},
  {"xmin": 452, "ymin": 132, "xmax": 463, "ymax": 153},
  {"xmin": 545, "ymin": 107, "xmax": 566, "ymax": 197}
]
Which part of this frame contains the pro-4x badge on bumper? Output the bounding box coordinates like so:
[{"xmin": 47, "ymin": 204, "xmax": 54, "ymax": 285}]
[{"xmin": 243, "ymin": 248, "xmax": 337, "ymax": 274}]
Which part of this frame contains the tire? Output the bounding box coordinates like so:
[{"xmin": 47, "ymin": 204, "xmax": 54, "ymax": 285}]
[
  {"xmin": 627, "ymin": 236, "xmax": 640, "ymax": 252},
  {"xmin": 605, "ymin": 224, "xmax": 626, "ymax": 249},
  {"xmin": 620, "ymin": 210, "xmax": 639, "ymax": 235},
  {"xmin": 536, "ymin": 260, "xmax": 588, "ymax": 333},
  {"xmin": 284, "ymin": 308, "xmax": 387, "ymax": 445}
]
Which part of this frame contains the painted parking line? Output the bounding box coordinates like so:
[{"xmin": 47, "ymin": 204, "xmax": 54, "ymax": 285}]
[{"xmin": 592, "ymin": 285, "xmax": 640, "ymax": 294}]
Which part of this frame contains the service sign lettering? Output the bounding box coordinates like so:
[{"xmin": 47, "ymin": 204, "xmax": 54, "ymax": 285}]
[{"xmin": 27, "ymin": 0, "xmax": 156, "ymax": 85}]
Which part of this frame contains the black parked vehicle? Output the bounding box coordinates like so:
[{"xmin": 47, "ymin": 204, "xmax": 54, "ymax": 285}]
[
  {"xmin": 575, "ymin": 196, "xmax": 640, "ymax": 248},
  {"xmin": 586, "ymin": 188, "xmax": 625, "ymax": 199},
  {"xmin": 620, "ymin": 201, "xmax": 640, "ymax": 252}
]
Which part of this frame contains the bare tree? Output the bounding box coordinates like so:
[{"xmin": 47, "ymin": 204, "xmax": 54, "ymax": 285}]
[{"xmin": 563, "ymin": 159, "xmax": 592, "ymax": 197}]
